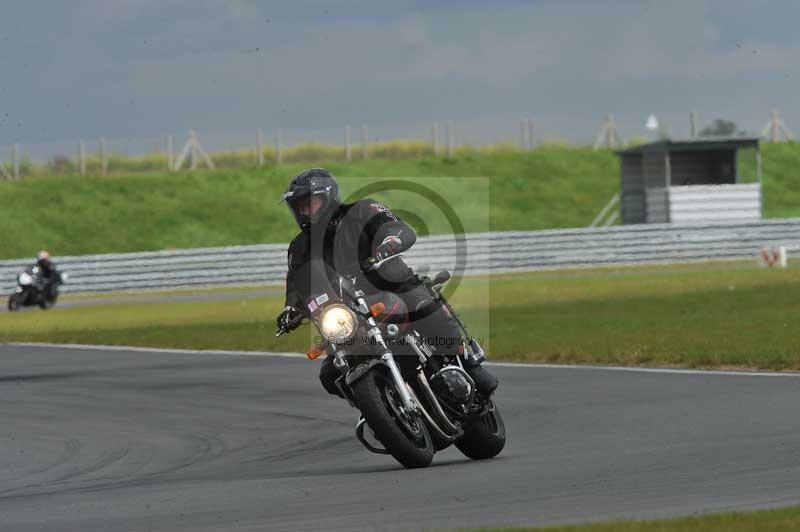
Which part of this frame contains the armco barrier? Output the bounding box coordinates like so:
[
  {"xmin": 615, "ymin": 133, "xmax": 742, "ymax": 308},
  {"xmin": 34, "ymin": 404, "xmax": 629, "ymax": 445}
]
[{"xmin": 1, "ymin": 218, "xmax": 798, "ymax": 294}]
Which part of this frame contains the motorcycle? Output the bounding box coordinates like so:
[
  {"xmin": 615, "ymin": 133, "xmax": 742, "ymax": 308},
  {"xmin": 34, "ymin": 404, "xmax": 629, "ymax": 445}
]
[
  {"xmin": 7, "ymin": 266, "xmax": 66, "ymax": 311},
  {"xmin": 277, "ymin": 255, "xmax": 505, "ymax": 469}
]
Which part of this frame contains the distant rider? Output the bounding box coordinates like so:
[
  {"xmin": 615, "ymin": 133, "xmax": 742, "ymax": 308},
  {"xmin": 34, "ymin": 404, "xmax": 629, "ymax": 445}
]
[
  {"xmin": 275, "ymin": 168, "xmax": 498, "ymax": 398},
  {"xmin": 34, "ymin": 250, "xmax": 62, "ymax": 297}
]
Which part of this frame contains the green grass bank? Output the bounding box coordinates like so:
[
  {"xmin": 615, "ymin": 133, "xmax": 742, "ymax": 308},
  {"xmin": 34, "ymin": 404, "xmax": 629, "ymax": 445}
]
[{"xmin": 1, "ymin": 143, "xmax": 798, "ymax": 260}]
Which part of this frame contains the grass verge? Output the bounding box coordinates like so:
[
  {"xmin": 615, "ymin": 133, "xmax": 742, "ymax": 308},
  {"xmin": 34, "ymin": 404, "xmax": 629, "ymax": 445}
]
[
  {"xmin": 1, "ymin": 263, "xmax": 798, "ymax": 370},
  {"xmin": 472, "ymin": 504, "xmax": 800, "ymax": 531}
]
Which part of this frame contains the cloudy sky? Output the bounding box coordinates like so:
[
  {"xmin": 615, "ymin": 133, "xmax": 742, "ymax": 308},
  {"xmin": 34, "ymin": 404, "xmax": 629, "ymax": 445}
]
[{"xmin": 0, "ymin": 0, "xmax": 797, "ymax": 151}]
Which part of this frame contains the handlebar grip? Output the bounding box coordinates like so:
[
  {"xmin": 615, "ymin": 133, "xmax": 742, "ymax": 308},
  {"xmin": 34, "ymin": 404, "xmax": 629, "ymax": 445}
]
[
  {"xmin": 275, "ymin": 313, "xmax": 305, "ymax": 337},
  {"xmin": 362, "ymin": 257, "xmax": 378, "ymax": 272}
]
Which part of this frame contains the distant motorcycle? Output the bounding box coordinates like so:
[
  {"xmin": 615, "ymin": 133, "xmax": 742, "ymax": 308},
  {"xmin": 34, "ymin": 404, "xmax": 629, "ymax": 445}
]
[{"xmin": 7, "ymin": 266, "xmax": 66, "ymax": 311}]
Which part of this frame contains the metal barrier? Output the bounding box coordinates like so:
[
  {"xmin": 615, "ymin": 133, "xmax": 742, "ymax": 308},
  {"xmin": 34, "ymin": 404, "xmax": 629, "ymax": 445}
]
[{"xmin": 1, "ymin": 219, "xmax": 798, "ymax": 294}]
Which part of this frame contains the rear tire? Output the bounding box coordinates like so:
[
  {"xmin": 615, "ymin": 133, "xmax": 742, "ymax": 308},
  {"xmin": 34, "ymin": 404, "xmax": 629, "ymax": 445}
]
[
  {"xmin": 455, "ymin": 400, "xmax": 506, "ymax": 460},
  {"xmin": 352, "ymin": 368, "xmax": 434, "ymax": 469},
  {"xmin": 7, "ymin": 295, "xmax": 20, "ymax": 312}
]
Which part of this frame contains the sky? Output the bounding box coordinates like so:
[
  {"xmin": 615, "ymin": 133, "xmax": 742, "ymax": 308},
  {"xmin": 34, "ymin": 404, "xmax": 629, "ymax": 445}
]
[{"xmin": 0, "ymin": 0, "xmax": 798, "ymax": 153}]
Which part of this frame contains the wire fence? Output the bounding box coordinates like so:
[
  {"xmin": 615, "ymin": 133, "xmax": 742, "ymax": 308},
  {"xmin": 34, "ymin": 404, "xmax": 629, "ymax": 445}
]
[{"xmin": 0, "ymin": 110, "xmax": 794, "ymax": 180}]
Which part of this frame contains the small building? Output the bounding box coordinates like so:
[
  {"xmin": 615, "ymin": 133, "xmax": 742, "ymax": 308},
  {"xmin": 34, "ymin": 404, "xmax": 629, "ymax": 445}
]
[{"xmin": 617, "ymin": 137, "xmax": 762, "ymax": 224}]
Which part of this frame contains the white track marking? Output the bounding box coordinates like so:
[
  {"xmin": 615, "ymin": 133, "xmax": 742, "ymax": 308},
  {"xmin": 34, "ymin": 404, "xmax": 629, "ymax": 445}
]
[
  {"xmin": 5, "ymin": 342, "xmax": 306, "ymax": 359},
  {"xmin": 5, "ymin": 342, "xmax": 800, "ymax": 378}
]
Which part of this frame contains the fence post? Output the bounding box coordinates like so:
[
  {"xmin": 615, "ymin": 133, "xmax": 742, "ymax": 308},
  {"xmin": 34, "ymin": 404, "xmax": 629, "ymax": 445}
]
[
  {"xmin": 99, "ymin": 138, "xmax": 107, "ymax": 176},
  {"xmin": 345, "ymin": 125, "xmax": 352, "ymax": 161},
  {"xmin": 432, "ymin": 123, "xmax": 440, "ymax": 156},
  {"xmin": 276, "ymin": 129, "xmax": 283, "ymax": 164},
  {"xmin": 257, "ymin": 130, "xmax": 264, "ymax": 167},
  {"xmin": 527, "ymin": 118, "xmax": 535, "ymax": 150},
  {"xmin": 189, "ymin": 131, "xmax": 198, "ymax": 170},
  {"xmin": 167, "ymin": 135, "xmax": 174, "ymax": 171},
  {"xmin": 12, "ymin": 143, "xmax": 19, "ymax": 179},
  {"xmin": 690, "ymin": 111, "xmax": 697, "ymax": 138},
  {"xmin": 78, "ymin": 139, "xmax": 86, "ymax": 176},
  {"xmin": 520, "ymin": 118, "xmax": 527, "ymax": 150},
  {"xmin": 361, "ymin": 124, "xmax": 368, "ymax": 159},
  {"xmin": 446, "ymin": 120, "xmax": 454, "ymax": 157}
]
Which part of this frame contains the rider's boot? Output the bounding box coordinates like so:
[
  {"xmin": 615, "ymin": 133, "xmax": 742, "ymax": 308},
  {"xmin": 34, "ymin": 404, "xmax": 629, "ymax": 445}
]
[{"xmin": 465, "ymin": 363, "xmax": 499, "ymax": 396}]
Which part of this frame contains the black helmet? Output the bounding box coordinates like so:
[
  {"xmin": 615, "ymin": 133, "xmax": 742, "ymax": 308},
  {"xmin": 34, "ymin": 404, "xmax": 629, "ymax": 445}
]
[{"xmin": 280, "ymin": 168, "xmax": 340, "ymax": 231}]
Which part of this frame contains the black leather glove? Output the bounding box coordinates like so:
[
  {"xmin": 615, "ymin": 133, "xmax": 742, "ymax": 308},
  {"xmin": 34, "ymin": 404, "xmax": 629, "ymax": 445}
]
[
  {"xmin": 277, "ymin": 306, "xmax": 303, "ymax": 333},
  {"xmin": 374, "ymin": 235, "xmax": 403, "ymax": 262}
]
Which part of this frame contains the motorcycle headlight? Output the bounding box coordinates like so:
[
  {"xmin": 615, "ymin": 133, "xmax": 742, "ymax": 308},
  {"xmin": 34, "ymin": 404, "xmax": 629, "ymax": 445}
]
[
  {"xmin": 319, "ymin": 304, "xmax": 357, "ymax": 344},
  {"xmin": 18, "ymin": 272, "xmax": 33, "ymax": 286}
]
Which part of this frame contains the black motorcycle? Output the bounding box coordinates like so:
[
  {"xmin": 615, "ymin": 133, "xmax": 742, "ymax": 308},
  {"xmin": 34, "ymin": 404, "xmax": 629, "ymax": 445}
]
[
  {"xmin": 7, "ymin": 266, "xmax": 66, "ymax": 311},
  {"xmin": 277, "ymin": 255, "xmax": 505, "ymax": 469}
]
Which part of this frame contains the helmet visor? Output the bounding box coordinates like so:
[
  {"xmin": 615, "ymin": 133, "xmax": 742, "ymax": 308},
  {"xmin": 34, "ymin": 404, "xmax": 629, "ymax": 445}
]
[{"xmin": 285, "ymin": 189, "xmax": 333, "ymax": 229}]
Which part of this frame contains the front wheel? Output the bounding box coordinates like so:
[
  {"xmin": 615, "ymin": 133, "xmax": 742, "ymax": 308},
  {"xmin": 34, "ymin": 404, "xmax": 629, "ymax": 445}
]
[
  {"xmin": 455, "ymin": 400, "xmax": 506, "ymax": 460},
  {"xmin": 352, "ymin": 368, "xmax": 434, "ymax": 469},
  {"xmin": 7, "ymin": 294, "xmax": 20, "ymax": 312}
]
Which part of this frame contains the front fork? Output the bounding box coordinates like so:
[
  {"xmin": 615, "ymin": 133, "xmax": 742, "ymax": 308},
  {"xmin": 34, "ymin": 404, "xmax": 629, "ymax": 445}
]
[{"xmin": 355, "ymin": 293, "xmax": 420, "ymax": 418}]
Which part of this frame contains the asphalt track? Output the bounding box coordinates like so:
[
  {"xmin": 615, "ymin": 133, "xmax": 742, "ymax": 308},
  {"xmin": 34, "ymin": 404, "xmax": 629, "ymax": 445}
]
[{"xmin": 1, "ymin": 345, "xmax": 800, "ymax": 531}]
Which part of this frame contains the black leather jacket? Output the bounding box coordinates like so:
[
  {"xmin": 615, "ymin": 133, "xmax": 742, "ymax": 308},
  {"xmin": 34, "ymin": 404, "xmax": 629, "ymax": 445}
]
[{"xmin": 284, "ymin": 198, "xmax": 417, "ymax": 313}]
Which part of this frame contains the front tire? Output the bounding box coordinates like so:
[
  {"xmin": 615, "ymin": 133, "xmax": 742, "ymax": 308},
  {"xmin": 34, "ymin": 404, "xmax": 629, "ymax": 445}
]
[
  {"xmin": 7, "ymin": 295, "xmax": 20, "ymax": 312},
  {"xmin": 352, "ymin": 368, "xmax": 434, "ymax": 469},
  {"xmin": 455, "ymin": 400, "xmax": 506, "ymax": 460}
]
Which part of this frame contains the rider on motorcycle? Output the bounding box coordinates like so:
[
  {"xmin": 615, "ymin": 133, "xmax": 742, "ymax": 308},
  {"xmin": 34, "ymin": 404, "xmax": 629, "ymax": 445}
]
[
  {"xmin": 34, "ymin": 250, "xmax": 62, "ymax": 297},
  {"xmin": 276, "ymin": 168, "xmax": 498, "ymax": 398}
]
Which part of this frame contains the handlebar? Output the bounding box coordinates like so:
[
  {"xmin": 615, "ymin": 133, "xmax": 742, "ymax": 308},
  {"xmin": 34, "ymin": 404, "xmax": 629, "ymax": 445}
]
[
  {"xmin": 275, "ymin": 313, "xmax": 305, "ymax": 337},
  {"xmin": 275, "ymin": 253, "xmax": 404, "ymax": 336},
  {"xmin": 362, "ymin": 253, "xmax": 403, "ymax": 273}
]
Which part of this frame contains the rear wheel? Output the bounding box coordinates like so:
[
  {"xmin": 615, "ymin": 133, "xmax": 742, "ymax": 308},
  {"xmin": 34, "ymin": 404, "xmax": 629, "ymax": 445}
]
[
  {"xmin": 455, "ymin": 400, "xmax": 506, "ymax": 460},
  {"xmin": 352, "ymin": 368, "xmax": 433, "ymax": 469},
  {"xmin": 7, "ymin": 295, "xmax": 20, "ymax": 312}
]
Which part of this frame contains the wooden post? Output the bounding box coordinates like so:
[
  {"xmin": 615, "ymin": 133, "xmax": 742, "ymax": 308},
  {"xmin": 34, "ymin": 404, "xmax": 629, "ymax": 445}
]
[
  {"xmin": 345, "ymin": 125, "xmax": 351, "ymax": 161},
  {"xmin": 276, "ymin": 129, "xmax": 283, "ymax": 164},
  {"xmin": 79, "ymin": 139, "xmax": 86, "ymax": 176},
  {"xmin": 361, "ymin": 124, "xmax": 368, "ymax": 159},
  {"xmin": 520, "ymin": 118, "xmax": 527, "ymax": 150},
  {"xmin": 167, "ymin": 135, "xmax": 174, "ymax": 171},
  {"xmin": 432, "ymin": 123, "xmax": 440, "ymax": 156},
  {"xmin": 12, "ymin": 143, "xmax": 19, "ymax": 179},
  {"xmin": 527, "ymin": 118, "xmax": 535, "ymax": 150},
  {"xmin": 446, "ymin": 120, "xmax": 454, "ymax": 157},
  {"xmin": 257, "ymin": 130, "xmax": 264, "ymax": 167},
  {"xmin": 99, "ymin": 138, "xmax": 107, "ymax": 176},
  {"xmin": 188, "ymin": 131, "xmax": 198, "ymax": 170}
]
